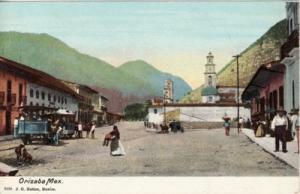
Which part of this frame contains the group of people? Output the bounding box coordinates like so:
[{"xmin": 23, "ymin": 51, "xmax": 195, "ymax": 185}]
[
  {"xmin": 226, "ymin": 107, "xmax": 299, "ymax": 154},
  {"xmin": 74, "ymin": 121, "xmax": 96, "ymax": 139},
  {"xmin": 270, "ymin": 107, "xmax": 299, "ymax": 153}
]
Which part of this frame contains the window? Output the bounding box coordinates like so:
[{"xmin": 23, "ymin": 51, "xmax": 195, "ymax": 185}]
[
  {"xmin": 30, "ymin": 89, "xmax": 34, "ymax": 98},
  {"xmin": 154, "ymin": 109, "xmax": 157, "ymax": 114},
  {"xmin": 58, "ymin": 96, "xmax": 60, "ymax": 103},
  {"xmin": 289, "ymin": 18, "xmax": 294, "ymax": 34},
  {"xmin": 260, "ymin": 97, "xmax": 265, "ymax": 112},
  {"xmin": 273, "ymin": 90, "xmax": 278, "ymax": 110},
  {"xmin": 208, "ymin": 76, "xmax": 212, "ymax": 87},
  {"xmin": 208, "ymin": 96, "xmax": 213, "ymax": 102},
  {"xmin": 54, "ymin": 95, "xmax": 56, "ymax": 102},
  {"xmin": 65, "ymin": 98, "xmax": 67, "ymax": 104},
  {"xmin": 48, "ymin": 93, "xmax": 51, "ymax": 101},
  {"xmin": 292, "ymin": 80, "xmax": 295, "ymax": 109},
  {"xmin": 6, "ymin": 80, "xmax": 12, "ymax": 103},
  {"xmin": 41, "ymin": 91, "xmax": 45, "ymax": 100},
  {"xmin": 279, "ymin": 86, "xmax": 284, "ymax": 108},
  {"xmin": 18, "ymin": 83, "xmax": 23, "ymax": 105},
  {"xmin": 36, "ymin": 103, "xmax": 39, "ymax": 106},
  {"xmin": 36, "ymin": 90, "xmax": 39, "ymax": 99},
  {"xmin": 30, "ymin": 102, "xmax": 33, "ymax": 106}
]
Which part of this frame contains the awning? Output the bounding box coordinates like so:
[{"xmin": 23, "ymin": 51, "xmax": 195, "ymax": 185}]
[{"xmin": 242, "ymin": 62, "xmax": 284, "ymax": 101}]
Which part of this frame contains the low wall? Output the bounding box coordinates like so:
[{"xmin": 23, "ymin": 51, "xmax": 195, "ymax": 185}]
[{"xmin": 181, "ymin": 121, "xmax": 238, "ymax": 129}]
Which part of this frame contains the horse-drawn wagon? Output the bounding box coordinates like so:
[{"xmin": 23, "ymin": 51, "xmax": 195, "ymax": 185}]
[{"xmin": 14, "ymin": 106, "xmax": 76, "ymax": 144}]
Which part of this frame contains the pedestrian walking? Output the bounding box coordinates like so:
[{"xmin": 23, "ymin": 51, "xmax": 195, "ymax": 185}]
[
  {"xmin": 289, "ymin": 109, "xmax": 299, "ymax": 140},
  {"xmin": 271, "ymin": 107, "xmax": 289, "ymax": 153},
  {"xmin": 295, "ymin": 115, "xmax": 299, "ymax": 154},
  {"xmin": 109, "ymin": 125, "xmax": 126, "ymax": 156},
  {"xmin": 90, "ymin": 121, "xmax": 96, "ymax": 139},
  {"xmin": 78, "ymin": 122, "xmax": 83, "ymax": 138},
  {"xmin": 238, "ymin": 117, "xmax": 243, "ymax": 133},
  {"xmin": 223, "ymin": 115, "xmax": 231, "ymax": 136},
  {"xmin": 54, "ymin": 119, "xmax": 62, "ymax": 145},
  {"xmin": 289, "ymin": 109, "xmax": 299, "ymax": 153}
]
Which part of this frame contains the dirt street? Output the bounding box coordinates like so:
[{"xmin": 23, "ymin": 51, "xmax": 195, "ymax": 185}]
[{"xmin": 0, "ymin": 122, "xmax": 297, "ymax": 176}]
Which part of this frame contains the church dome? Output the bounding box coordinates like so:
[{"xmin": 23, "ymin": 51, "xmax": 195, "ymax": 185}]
[{"xmin": 201, "ymin": 86, "xmax": 218, "ymax": 96}]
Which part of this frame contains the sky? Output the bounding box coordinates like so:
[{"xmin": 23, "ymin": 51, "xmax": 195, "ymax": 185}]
[{"xmin": 0, "ymin": 2, "xmax": 286, "ymax": 89}]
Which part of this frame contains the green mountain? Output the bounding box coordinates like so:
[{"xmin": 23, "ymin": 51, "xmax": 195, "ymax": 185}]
[
  {"xmin": 118, "ymin": 60, "xmax": 192, "ymax": 100},
  {"xmin": 180, "ymin": 19, "xmax": 288, "ymax": 103},
  {"xmin": 0, "ymin": 31, "xmax": 191, "ymax": 98}
]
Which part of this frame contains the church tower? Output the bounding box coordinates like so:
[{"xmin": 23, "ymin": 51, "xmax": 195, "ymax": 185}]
[
  {"xmin": 204, "ymin": 52, "xmax": 217, "ymax": 87},
  {"xmin": 163, "ymin": 79, "xmax": 173, "ymax": 104},
  {"xmin": 201, "ymin": 52, "xmax": 219, "ymax": 103}
]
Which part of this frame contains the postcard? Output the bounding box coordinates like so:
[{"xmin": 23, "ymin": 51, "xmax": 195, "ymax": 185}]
[{"xmin": 0, "ymin": 1, "xmax": 299, "ymax": 194}]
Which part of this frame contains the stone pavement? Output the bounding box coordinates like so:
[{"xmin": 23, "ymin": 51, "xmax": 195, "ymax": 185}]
[{"xmin": 242, "ymin": 128, "xmax": 299, "ymax": 170}]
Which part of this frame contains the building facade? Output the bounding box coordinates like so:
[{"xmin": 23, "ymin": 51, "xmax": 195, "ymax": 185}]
[
  {"xmin": 241, "ymin": 61, "xmax": 285, "ymax": 122},
  {"xmin": 62, "ymin": 81, "xmax": 98, "ymax": 124},
  {"xmin": 201, "ymin": 52, "xmax": 219, "ymax": 103},
  {"xmin": 148, "ymin": 103, "xmax": 250, "ymax": 127},
  {"xmin": 0, "ymin": 56, "xmax": 81, "ymax": 135},
  {"xmin": 281, "ymin": 2, "xmax": 299, "ymax": 112},
  {"xmin": 0, "ymin": 57, "xmax": 27, "ymax": 135},
  {"xmin": 26, "ymin": 83, "xmax": 79, "ymax": 114}
]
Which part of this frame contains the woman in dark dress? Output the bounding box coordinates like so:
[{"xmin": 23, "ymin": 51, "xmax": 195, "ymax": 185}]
[{"xmin": 110, "ymin": 125, "xmax": 126, "ymax": 156}]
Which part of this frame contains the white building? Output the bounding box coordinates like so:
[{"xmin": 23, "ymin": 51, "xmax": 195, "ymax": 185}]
[
  {"xmin": 282, "ymin": 2, "xmax": 299, "ymax": 112},
  {"xmin": 201, "ymin": 52, "xmax": 220, "ymax": 103},
  {"xmin": 148, "ymin": 104, "xmax": 250, "ymax": 125},
  {"xmin": 26, "ymin": 82, "xmax": 80, "ymax": 114}
]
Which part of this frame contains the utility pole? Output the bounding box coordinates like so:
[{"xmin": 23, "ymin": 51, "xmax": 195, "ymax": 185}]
[{"xmin": 233, "ymin": 54, "xmax": 241, "ymax": 133}]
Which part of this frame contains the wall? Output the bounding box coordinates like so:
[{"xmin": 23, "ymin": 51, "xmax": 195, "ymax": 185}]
[
  {"xmin": 283, "ymin": 48, "xmax": 299, "ymax": 111},
  {"xmin": 201, "ymin": 95, "xmax": 219, "ymax": 104},
  {"xmin": 26, "ymin": 83, "xmax": 78, "ymax": 113},
  {"xmin": 218, "ymin": 87, "xmax": 244, "ymax": 102},
  {"xmin": 178, "ymin": 106, "xmax": 250, "ymax": 122},
  {"xmin": 148, "ymin": 105, "xmax": 251, "ymax": 127},
  {"xmin": 0, "ymin": 70, "xmax": 27, "ymax": 135},
  {"xmin": 148, "ymin": 107, "xmax": 164, "ymax": 124}
]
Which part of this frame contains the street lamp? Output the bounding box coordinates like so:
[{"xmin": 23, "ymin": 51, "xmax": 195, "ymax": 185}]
[{"xmin": 233, "ymin": 54, "xmax": 241, "ymax": 133}]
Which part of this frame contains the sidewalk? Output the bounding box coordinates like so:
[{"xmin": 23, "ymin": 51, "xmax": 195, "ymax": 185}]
[{"xmin": 242, "ymin": 128, "xmax": 299, "ymax": 170}]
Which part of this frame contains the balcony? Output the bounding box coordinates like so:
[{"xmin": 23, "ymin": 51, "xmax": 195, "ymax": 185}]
[{"xmin": 280, "ymin": 29, "xmax": 299, "ymax": 60}]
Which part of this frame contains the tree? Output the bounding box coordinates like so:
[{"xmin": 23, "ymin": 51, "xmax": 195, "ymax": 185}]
[{"xmin": 124, "ymin": 103, "xmax": 148, "ymax": 121}]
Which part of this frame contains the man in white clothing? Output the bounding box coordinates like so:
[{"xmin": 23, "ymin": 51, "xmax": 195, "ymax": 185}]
[
  {"xmin": 289, "ymin": 109, "xmax": 299, "ymax": 140},
  {"xmin": 271, "ymin": 107, "xmax": 288, "ymax": 153}
]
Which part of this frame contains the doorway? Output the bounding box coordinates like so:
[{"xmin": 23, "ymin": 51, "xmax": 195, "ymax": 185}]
[{"xmin": 5, "ymin": 111, "xmax": 11, "ymax": 135}]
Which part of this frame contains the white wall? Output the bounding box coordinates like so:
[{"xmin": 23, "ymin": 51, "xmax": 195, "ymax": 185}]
[
  {"xmin": 148, "ymin": 107, "xmax": 164, "ymax": 124},
  {"xmin": 27, "ymin": 83, "xmax": 79, "ymax": 114},
  {"xmin": 283, "ymin": 48, "xmax": 299, "ymax": 111},
  {"xmin": 148, "ymin": 105, "xmax": 251, "ymax": 124},
  {"xmin": 201, "ymin": 95, "xmax": 219, "ymax": 103},
  {"xmin": 177, "ymin": 106, "xmax": 250, "ymax": 122}
]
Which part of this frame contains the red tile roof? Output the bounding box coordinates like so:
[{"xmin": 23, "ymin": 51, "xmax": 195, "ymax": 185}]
[{"xmin": 0, "ymin": 56, "xmax": 83, "ymax": 100}]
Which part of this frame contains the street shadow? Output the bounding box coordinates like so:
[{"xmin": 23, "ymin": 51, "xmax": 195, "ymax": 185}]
[{"xmin": 0, "ymin": 157, "xmax": 46, "ymax": 169}]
